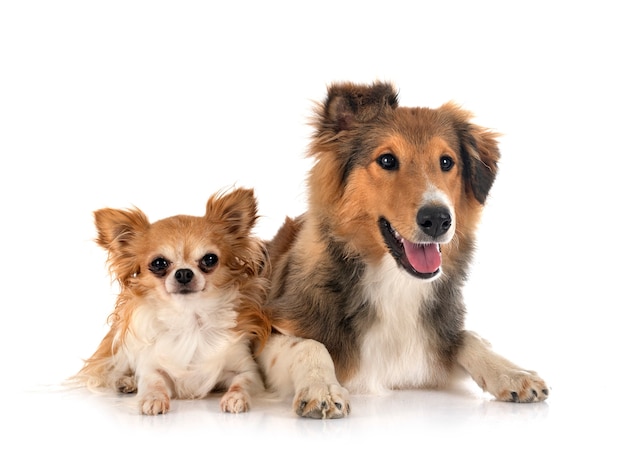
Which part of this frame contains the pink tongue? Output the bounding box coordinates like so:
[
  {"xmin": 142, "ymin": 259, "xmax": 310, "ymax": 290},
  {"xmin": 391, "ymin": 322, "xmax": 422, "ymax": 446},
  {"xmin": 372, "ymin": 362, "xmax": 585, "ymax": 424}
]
[{"xmin": 404, "ymin": 242, "xmax": 441, "ymax": 274}]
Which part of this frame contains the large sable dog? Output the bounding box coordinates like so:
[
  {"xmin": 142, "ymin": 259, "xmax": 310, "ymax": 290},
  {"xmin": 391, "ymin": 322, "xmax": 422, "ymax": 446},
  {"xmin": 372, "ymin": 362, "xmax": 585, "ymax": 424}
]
[{"xmin": 257, "ymin": 81, "xmax": 549, "ymax": 419}]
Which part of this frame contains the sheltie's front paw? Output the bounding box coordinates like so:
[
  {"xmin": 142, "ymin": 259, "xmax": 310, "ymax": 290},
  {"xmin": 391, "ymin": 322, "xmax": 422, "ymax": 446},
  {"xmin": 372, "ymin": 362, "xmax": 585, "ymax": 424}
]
[
  {"xmin": 294, "ymin": 382, "xmax": 350, "ymax": 419},
  {"xmin": 490, "ymin": 369, "xmax": 550, "ymax": 403}
]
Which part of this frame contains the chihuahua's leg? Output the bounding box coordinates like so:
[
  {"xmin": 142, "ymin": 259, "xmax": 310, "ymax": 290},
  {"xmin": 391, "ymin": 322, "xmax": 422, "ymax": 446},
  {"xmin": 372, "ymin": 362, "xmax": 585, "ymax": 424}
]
[
  {"xmin": 456, "ymin": 330, "xmax": 549, "ymax": 403},
  {"xmin": 257, "ymin": 334, "xmax": 350, "ymax": 419},
  {"xmin": 136, "ymin": 370, "xmax": 172, "ymax": 415},
  {"xmin": 219, "ymin": 350, "xmax": 265, "ymax": 413}
]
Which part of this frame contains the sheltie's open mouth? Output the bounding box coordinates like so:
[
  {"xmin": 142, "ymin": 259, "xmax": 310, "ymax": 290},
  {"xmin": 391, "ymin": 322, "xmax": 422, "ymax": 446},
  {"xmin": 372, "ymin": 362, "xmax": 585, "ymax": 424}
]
[{"xmin": 378, "ymin": 217, "xmax": 442, "ymax": 279}]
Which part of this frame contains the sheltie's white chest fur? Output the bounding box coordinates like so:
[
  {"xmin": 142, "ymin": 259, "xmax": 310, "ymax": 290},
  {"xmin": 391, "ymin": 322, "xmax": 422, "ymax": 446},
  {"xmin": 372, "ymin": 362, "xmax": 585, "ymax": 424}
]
[
  {"xmin": 347, "ymin": 255, "xmax": 441, "ymax": 394},
  {"xmin": 117, "ymin": 290, "xmax": 247, "ymax": 398}
]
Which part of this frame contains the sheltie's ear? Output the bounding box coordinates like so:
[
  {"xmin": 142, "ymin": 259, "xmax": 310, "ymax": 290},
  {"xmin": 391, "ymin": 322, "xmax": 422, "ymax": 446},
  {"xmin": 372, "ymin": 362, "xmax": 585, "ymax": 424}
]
[
  {"xmin": 441, "ymin": 102, "xmax": 501, "ymax": 205},
  {"xmin": 315, "ymin": 81, "xmax": 399, "ymax": 133}
]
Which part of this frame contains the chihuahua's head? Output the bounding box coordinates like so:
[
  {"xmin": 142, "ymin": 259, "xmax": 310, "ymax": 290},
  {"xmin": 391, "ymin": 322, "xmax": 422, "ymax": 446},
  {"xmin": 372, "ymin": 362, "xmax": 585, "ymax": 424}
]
[{"xmin": 94, "ymin": 188, "xmax": 265, "ymax": 303}]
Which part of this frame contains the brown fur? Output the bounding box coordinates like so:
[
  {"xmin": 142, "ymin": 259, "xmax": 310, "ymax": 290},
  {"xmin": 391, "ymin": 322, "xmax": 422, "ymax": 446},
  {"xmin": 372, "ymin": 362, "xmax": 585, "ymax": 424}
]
[
  {"xmin": 259, "ymin": 82, "xmax": 548, "ymax": 414},
  {"xmin": 266, "ymin": 82, "xmax": 499, "ymax": 381},
  {"xmin": 73, "ymin": 188, "xmax": 271, "ymax": 414}
]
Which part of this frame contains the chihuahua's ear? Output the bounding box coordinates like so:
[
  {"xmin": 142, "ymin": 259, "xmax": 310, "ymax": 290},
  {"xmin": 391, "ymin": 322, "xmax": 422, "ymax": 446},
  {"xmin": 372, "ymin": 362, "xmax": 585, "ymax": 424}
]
[
  {"xmin": 205, "ymin": 188, "xmax": 258, "ymax": 237},
  {"xmin": 94, "ymin": 207, "xmax": 150, "ymax": 283}
]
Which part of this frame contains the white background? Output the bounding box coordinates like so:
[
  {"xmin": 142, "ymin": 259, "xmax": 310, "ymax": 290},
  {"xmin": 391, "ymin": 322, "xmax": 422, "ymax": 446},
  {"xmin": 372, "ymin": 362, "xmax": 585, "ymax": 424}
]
[{"xmin": 2, "ymin": 1, "xmax": 624, "ymax": 456}]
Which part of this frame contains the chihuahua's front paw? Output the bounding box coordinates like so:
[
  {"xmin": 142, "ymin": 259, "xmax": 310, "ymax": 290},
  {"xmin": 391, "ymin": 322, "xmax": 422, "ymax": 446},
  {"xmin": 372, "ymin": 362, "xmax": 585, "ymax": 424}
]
[
  {"xmin": 139, "ymin": 391, "xmax": 171, "ymax": 415},
  {"xmin": 294, "ymin": 382, "xmax": 350, "ymax": 419},
  {"xmin": 220, "ymin": 390, "xmax": 251, "ymax": 413}
]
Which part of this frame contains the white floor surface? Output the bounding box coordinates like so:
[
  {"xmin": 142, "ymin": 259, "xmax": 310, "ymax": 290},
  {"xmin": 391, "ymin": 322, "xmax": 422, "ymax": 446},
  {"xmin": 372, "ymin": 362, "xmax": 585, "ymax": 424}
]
[{"xmin": 12, "ymin": 370, "xmax": 621, "ymax": 457}]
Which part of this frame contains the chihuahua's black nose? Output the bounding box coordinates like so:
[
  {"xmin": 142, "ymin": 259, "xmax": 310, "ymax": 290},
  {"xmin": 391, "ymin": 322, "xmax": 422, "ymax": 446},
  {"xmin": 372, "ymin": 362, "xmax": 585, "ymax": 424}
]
[
  {"xmin": 174, "ymin": 268, "xmax": 194, "ymax": 285},
  {"xmin": 417, "ymin": 205, "xmax": 452, "ymax": 238}
]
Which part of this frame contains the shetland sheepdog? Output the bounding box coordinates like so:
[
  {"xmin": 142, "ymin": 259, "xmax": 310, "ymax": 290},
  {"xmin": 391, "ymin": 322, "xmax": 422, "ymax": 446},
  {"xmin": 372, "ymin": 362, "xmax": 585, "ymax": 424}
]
[
  {"xmin": 257, "ymin": 82, "xmax": 549, "ymax": 419},
  {"xmin": 73, "ymin": 188, "xmax": 271, "ymax": 415}
]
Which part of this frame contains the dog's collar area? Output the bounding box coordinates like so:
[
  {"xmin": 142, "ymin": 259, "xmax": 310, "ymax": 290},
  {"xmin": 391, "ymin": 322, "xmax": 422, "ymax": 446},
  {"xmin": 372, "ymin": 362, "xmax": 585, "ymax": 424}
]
[{"xmin": 378, "ymin": 217, "xmax": 441, "ymax": 279}]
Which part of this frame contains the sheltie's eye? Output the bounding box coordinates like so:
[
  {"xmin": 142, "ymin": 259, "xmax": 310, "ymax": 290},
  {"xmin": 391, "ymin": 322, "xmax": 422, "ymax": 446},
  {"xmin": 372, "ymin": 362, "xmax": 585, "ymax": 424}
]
[
  {"xmin": 377, "ymin": 153, "xmax": 398, "ymax": 171},
  {"xmin": 199, "ymin": 253, "xmax": 219, "ymax": 272},
  {"xmin": 149, "ymin": 257, "xmax": 170, "ymax": 276},
  {"xmin": 440, "ymin": 155, "xmax": 455, "ymax": 172}
]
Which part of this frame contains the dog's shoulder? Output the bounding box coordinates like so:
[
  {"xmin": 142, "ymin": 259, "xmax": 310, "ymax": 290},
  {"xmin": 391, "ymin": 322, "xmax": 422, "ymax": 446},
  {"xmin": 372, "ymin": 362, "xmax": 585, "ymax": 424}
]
[{"xmin": 265, "ymin": 215, "xmax": 304, "ymax": 263}]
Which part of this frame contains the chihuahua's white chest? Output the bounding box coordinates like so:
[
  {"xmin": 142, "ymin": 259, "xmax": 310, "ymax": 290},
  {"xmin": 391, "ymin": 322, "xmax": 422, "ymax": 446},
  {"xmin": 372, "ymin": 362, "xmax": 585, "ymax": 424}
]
[{"xmin": 122, "ymin": 292, "xmax": 246, "ymax": 398}]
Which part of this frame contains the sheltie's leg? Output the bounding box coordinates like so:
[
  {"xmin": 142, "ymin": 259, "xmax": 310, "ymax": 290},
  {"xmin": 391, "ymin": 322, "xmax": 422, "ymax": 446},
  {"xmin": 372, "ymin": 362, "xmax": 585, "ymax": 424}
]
[
  {"xmin": 456, "ymin": 330, "xmax": 549, "ymax": 402},
  {"xmin": 257, "ymin": 334, "xmax": 350, "ymax": 419}
]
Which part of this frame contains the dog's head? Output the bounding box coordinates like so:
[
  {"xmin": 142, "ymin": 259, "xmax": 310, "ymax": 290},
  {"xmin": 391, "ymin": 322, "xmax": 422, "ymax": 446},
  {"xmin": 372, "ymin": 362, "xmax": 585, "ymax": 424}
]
[
  {"xmin": 308, "ymin": 81, "xmax": 500, "ymax": 279},
  {"xmin": 94, "ymin": 187, "xmax": 264, "ymax": 301}
]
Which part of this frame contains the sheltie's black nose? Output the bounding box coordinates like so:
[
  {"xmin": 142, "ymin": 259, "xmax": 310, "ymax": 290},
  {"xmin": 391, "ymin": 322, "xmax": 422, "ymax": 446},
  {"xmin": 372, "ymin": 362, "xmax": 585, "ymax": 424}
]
[
  {"xmin": 417, "ymin": 206, "xmax": 452, "ymax": 238},
  {"xmin": 175, "ymin": 268, "xmax": 194, "ymax": 285}
]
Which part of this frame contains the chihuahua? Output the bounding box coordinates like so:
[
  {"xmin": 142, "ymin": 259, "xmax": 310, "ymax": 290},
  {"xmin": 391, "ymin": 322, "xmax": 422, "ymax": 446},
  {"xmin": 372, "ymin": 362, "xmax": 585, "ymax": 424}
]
[{"xmin": 73, "ymin": 188, "xmax": 271, "ymax": 415}]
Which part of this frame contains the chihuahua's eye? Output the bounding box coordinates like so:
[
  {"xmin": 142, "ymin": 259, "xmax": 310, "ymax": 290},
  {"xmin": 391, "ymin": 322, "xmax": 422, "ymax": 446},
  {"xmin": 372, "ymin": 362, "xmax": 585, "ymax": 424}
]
[
  {"xmin": 200, "ymin": 253, "xmax": 219, "ymax": 272},
  {"xmin": 149, "ymin": 257, "xmax": 170, "ymax": 276}
]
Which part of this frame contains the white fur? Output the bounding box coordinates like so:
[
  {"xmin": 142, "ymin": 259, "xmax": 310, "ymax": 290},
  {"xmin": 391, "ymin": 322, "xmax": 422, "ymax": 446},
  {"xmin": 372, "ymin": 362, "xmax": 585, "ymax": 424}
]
[
  {"xmin": 111, "ymin": 288, "xmax": 263, "ymax": 409},
  {"xmin": 349, "ymin": 254, "xmax": 437, "ymax": 393},
  {"xmin": 258, "ymin": 334, "xmax": 350, "ymax": 419}
]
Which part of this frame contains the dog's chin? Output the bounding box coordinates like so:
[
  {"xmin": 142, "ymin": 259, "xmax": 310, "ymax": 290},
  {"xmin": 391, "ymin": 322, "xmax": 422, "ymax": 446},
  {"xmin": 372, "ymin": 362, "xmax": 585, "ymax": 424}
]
[{"xmin": 378, "ymin": 218, "xmax": 443, "ymax": 280}]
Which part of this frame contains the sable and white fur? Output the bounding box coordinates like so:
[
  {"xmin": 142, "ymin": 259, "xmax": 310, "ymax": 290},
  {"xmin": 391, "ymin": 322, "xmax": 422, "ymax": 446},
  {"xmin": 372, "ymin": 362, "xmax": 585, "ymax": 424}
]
[
  {"xmin": 73, "ymin": 188, "xmax": 271, "ymax": 415},
  {"xmin": 257, "ymin": 82, "xmax": 549, "ymax": 419}
]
